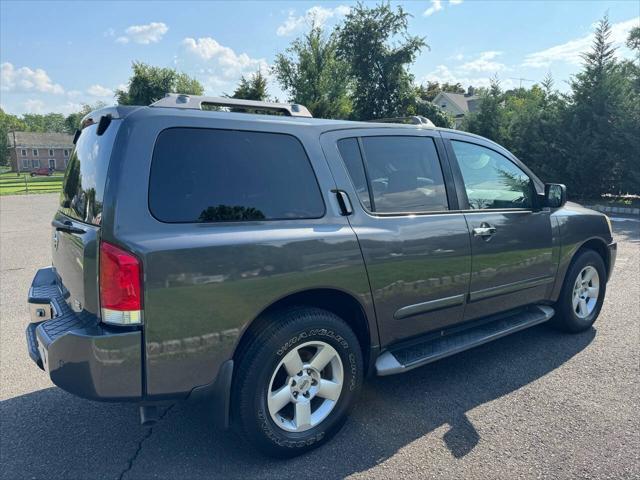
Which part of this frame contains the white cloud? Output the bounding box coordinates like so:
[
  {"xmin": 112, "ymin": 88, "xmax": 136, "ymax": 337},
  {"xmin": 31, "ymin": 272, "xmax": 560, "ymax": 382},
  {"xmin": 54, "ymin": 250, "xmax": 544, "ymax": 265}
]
[
  {"xmin": 116, "ymin": 22, "xmax": 168, "ymax": 45},
  {"xmin": 87, "ymin": 84, "xmax": 114, "ymax": 97},
  {"xmin": 103, "ymin": 27, "xmax": 115, "ymax": 37},
  {"xmin": 181, "ymin": 37, "xmax": 268, "ymax": 80},
  {"xmin": 523, "ymin": 17, "xmax": 639, "ymax": 68},
  {"xmin": 1, "ymin": 63, "xmax": 64, "ymax": 94},
  {"xmin": 459, "ymin": 51, "xmax": 507, "ymax": 72},
  {"xmin": 423, "ymin": 65, "xmax": 515, "ymax": 90},
  {"xmin": 423, "ymin": 0, "xmax": 443, "ymax": 17},
  {"xmin": 450, "ymin": 0, "xmax": 464, "ymax": 4},
  {"xmin": 276, "ymin": 5, "xmax": 350, "ymax": 36},
  {"xmin": 24, "ymin": 99, "xmax": 46, "ymax": 113}
]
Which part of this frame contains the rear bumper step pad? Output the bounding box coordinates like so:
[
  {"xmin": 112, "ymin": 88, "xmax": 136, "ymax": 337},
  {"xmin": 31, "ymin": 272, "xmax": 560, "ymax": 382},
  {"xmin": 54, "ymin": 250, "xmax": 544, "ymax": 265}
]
[{"xmin": 26, "ymin": 267, "xmax": 143, "ymax": 401}]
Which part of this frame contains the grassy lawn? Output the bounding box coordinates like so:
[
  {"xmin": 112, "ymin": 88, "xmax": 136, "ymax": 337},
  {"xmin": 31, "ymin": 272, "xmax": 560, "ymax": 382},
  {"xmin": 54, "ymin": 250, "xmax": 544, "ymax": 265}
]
[{"xmin": 0, "ymin": 171, "xmax": 64, "ymax": 196}]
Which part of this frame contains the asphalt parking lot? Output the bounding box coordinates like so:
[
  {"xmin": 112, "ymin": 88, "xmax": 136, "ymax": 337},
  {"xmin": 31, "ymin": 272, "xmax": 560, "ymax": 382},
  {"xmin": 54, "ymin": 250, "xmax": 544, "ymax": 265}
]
[{"xmin": 1, "ymin": 193, "xmax": 638, "ymax": 480}]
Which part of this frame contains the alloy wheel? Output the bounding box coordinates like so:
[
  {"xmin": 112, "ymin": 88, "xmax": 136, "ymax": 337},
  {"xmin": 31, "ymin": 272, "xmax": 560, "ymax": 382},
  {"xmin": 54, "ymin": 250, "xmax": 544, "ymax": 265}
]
[{"xmin": 267, "ymin": 341, "xmax": 344, "ymax": 432}]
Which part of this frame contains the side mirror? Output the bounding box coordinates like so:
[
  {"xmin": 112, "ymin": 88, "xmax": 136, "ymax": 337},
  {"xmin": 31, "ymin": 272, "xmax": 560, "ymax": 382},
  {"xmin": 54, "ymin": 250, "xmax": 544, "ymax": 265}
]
[{"xmin": 545, "ymin": 183, "xmax": 567, "ymax": 208}]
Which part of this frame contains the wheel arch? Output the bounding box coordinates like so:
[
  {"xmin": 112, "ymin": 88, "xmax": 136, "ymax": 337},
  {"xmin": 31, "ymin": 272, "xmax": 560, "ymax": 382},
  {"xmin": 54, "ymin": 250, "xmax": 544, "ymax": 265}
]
[
  {"xmin": 551, "ymin": 235, "xmax": 611, "ymax": 302},
  {"xmin": 232, "ymin": 288, "xmax": 376, "ymax": 375}
]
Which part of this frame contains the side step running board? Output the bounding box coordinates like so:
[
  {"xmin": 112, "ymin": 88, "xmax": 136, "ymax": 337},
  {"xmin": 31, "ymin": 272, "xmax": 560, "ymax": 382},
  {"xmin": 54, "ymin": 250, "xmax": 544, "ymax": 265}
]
[{"xmin": 375, "ymin": 305, "xmax": 554, "ymax": 376}]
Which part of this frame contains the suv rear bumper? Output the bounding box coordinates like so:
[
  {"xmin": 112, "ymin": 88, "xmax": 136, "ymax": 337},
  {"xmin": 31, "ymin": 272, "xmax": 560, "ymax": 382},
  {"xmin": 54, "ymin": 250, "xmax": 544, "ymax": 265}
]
[{"xmin": 26, "ymin": 267, "xmax": 142, "ymax": 401}]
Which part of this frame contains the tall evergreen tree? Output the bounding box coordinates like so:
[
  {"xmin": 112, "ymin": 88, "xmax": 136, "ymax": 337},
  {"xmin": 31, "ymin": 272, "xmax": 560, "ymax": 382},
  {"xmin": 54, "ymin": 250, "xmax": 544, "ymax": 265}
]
[{"xmin": 566, "ymin": 15, "xmax": 631, "ymax": 196}]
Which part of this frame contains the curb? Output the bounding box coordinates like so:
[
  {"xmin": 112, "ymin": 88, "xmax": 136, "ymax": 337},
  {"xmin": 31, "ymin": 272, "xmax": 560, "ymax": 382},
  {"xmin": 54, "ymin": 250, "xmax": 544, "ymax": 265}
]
[{"xmin": 584, "ymin": 204, "xmax": 640, "ymax": 216}]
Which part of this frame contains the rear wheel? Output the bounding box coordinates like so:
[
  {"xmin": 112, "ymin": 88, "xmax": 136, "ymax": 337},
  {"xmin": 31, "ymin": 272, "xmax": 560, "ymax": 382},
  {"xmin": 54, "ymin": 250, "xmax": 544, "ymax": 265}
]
[
  {"xmin": 232, "ymin": 307, "xmax": 363, "ymax": 457},
  {"xmin": 553, "ymin": 249, "xmax": 607, "ymax": 333}
]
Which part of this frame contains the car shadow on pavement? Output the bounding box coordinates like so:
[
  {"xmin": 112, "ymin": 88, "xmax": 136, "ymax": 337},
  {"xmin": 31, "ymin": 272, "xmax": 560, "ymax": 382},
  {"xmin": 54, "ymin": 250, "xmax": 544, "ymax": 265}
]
[{"xmin": 1, "ymin": 323, "xmax": 595, "ymax": 480}]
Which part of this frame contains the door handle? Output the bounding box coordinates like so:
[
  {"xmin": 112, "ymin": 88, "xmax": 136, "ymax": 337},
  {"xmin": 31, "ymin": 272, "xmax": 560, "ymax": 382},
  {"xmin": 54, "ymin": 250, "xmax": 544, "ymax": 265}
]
[
  {"xmin": 52, "ymin": 219, "xmax": 85, "ymax": 235},
  {"xmin": 472, "ymin": 223, "xmax": 496, "ymax": 237},
  {"xmin": 333, "ymin": 190, "xmax": 353, "ymax": 216}
]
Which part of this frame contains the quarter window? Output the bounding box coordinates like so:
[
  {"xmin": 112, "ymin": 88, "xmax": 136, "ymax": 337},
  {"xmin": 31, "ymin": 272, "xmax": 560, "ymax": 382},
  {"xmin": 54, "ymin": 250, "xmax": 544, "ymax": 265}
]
[
  {"xmin": 451, "ymin": 141, "xmax": 534, "ymax": 210},
  {"xmin": 149, "ymin": 128, "xmax": 325, "ymax": 223},
  {"xmin": 338, "ymin": 136, "xmax": 449, "ymax": 213}
]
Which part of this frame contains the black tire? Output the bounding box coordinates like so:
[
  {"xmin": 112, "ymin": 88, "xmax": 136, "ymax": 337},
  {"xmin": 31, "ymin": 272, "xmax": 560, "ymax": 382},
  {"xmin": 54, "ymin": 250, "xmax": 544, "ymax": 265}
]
[
  {"xmin": 30, "ymin": 173, "xmax": 35, "ymax": 177},
  {"xmin": 232, "ymin": 307, "xmax": 363, "ymax": 458},
  {"xmin": 552, "ymin": 249, "xmax": 607, "ymax": 333}
]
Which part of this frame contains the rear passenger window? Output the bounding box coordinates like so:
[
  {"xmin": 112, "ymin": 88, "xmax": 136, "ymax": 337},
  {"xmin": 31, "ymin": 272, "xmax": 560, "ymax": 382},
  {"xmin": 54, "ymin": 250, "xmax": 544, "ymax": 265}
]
[
  {"xmin": 149, "ymin": 128, "xmax": 324, "ymax": 223},
  {"xmin": 337, "ymin": 138, "xmax": 371, "ymax": 210},
  {"xmin": 337, "ymin": 136, "xmax": 448, "ymax": 213}
]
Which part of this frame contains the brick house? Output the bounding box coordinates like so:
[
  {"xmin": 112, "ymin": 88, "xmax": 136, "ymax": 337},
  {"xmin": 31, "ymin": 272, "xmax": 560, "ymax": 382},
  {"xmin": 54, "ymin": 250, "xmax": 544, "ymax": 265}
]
[{"xmin": 7, "ymin": 131, "xmax": 74, "ymax": 172}]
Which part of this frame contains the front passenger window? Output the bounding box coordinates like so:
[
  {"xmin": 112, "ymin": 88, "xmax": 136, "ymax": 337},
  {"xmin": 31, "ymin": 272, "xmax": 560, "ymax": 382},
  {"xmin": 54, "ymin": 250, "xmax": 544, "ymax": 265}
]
[{"xmin": 451, "ymin": 141, "xmax": 534, "ymax": 210}]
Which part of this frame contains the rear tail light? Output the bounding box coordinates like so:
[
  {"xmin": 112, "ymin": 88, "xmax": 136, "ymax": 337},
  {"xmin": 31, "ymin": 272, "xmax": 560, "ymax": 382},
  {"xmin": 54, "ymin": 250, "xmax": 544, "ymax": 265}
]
[{"xmin": 99, "ymin": 241, "xmax": 143, "ymax": 325}]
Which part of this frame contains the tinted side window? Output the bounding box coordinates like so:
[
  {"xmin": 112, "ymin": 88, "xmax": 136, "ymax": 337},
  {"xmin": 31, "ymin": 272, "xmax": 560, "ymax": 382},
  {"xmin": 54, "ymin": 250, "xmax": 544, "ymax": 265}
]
[
  {"xmin": 359, "ymin": 136, "xmax": 448, "ymax": 213},
  {"xmin": 59, "ymin": 121, "xmax": 120, "ymax": 225},
  {"xmin": 149, "ymin": 128, "xmax": 324, "ymax": 223},
  {"xmin": 337, "ymin": 138, "xmax": 371, "ymax": 210},
  {"xmin": 451, "ymin": 141, "xmax": 533, "ymax": 210}
]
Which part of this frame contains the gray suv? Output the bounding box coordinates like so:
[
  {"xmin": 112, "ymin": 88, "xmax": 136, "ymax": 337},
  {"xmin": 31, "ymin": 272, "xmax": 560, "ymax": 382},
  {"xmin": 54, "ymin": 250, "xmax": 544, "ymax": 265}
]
[{"xmin": 26, "ymin": 94, "xmax": 616, "ymax": 457}]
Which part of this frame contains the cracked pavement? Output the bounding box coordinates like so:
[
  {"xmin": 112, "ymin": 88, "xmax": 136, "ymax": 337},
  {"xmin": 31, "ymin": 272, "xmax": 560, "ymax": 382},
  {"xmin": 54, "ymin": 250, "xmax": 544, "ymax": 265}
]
[{"xmin": 1, "ymin": 194, "xmax": 639, "ymax": 479}]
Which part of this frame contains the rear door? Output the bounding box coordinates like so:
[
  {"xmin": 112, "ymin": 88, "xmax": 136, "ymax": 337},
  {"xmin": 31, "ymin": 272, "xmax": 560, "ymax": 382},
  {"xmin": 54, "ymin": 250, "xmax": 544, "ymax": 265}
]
[
  {"xmin": 443, "ymin": 134, "xmax": 555, "ymax": 320},
  {"xmin": 52, "ymin": 120, "xmax": 121, "ymax": 316},
  {"xmin": 321, "ymin": 128, "xmax": 472, "ymax": 346}
]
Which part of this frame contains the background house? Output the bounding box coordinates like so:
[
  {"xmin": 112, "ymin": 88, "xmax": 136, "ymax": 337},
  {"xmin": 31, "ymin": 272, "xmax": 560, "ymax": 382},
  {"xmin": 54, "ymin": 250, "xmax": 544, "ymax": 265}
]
[
  {"xmin": 7, "ymin": 131, "xmax": 74, "ymax": 172},
  {"xmin": 432, "ymin": 92, "xmax": 481, "ymax": 128}
]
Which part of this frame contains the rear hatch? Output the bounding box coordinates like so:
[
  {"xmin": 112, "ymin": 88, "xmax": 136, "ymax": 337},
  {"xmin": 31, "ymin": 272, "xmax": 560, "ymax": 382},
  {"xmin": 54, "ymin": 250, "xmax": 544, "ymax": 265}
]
[{"xmin": 52, "ymin": 117, "xmax": 121, "ymax": 316}]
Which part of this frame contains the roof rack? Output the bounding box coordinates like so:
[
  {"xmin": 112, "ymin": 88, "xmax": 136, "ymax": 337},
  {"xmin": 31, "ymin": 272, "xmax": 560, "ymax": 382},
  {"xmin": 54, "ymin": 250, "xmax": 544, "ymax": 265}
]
[
  {"xmin": 368, "ymin": 116, "xmax": 435, "ymax": 127},
  {"xmin": 150, "ymin": 93, "xmax": 313, "ymax": 118}
]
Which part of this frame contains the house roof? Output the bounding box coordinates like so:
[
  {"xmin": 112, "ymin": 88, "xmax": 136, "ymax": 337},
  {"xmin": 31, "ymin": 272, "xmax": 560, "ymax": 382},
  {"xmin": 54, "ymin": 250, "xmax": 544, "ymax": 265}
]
[
  {"xmin": 7, "ymin": 131, "xmax": 74, "ymax": 148},
  {"xmin": 433, "ymin": 92, "xmax": 480, "ymax": 115}
]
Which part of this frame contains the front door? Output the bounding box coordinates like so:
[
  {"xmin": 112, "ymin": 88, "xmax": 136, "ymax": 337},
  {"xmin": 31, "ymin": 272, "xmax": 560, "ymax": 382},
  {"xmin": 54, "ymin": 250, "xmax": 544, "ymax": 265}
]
[
  {"xmin": 445, "ymin": 136, "xmax": 556, "ymax": 320},
  {"xmin": 49, "ymin": 158, "xmax": 56, "ymax": 169},
  {"xmin": 321, "ymin": 129, "xmax": 472, "ymax": 346}
]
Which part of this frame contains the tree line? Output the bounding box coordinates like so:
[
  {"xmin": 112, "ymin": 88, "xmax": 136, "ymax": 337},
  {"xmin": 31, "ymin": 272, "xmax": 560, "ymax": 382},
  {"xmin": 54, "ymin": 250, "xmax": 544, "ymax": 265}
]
[{"xmin": 1, "ymin": 3, "xmax": 637, "ymax": 196}]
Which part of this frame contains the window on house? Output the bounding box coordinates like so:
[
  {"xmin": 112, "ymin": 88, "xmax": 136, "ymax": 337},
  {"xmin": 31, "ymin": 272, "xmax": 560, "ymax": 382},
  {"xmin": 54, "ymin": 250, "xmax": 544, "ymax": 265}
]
[
  {"xmin": 49, "ymin": 149, "xmax": 54, "ymax": 156},
  {"xmin": 21, "ymin": 149, "xmax": 27, "ymax": 156},
  {"xmin": 32, "ymin": 149, "xmax": 38, "ymax": 156},
  {"xmin": 21, "ymin": 159, "xmax": 29, "ymax": 169},
  {"xmin": 31, "ymin": 159, "xmax": 40, "ymax": 168},
  {"xmin": 64, "ymin": 149, "xmax": 70, "ymax": 157},
  {"xmin": 49, "ymin": 159, "xmax": 56, "ymax": 169}
]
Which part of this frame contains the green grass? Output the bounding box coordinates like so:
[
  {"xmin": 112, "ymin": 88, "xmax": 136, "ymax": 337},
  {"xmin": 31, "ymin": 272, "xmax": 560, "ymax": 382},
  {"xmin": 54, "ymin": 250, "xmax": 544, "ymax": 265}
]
[{"xmin": 0, "ymin": 171, "xmax": 64, "ymax": 195}]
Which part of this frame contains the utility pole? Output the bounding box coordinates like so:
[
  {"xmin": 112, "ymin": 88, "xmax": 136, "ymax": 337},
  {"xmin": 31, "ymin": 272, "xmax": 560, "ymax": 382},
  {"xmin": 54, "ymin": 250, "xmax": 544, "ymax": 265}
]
[{"xmin": 509, "ymin": 77, "xmax": 535, "ymax": 89}]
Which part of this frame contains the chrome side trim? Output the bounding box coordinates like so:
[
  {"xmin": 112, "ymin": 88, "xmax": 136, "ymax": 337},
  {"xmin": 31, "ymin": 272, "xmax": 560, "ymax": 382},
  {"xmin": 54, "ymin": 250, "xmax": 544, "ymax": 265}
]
[
  {"xmin": 394, "ymin": 293, "xmax": 466, "ymax": 320},
  {"xmin": 469, "ymin": 275, "xmax": 555, "ymax": 302}
]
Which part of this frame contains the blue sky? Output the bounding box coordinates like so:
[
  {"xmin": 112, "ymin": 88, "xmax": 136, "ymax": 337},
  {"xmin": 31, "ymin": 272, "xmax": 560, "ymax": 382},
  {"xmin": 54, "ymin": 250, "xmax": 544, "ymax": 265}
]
[{"xmin": 1, "ymin": 0, "xmax": 638, "ymax": 115}]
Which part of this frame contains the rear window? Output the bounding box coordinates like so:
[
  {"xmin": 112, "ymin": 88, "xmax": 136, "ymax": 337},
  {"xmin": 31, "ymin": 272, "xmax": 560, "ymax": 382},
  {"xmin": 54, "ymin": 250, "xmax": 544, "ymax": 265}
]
[
  {"xmin": 149, "ymin": 128, "xmax": 325, "ymax": 223},
  {"xmin": 59, "ymin": 121, "xmax": 120, "ymax": 225}
]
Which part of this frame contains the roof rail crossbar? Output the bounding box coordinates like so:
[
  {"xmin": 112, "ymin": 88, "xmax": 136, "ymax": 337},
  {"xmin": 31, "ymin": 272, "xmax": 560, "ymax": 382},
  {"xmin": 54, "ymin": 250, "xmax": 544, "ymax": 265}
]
[
  {"xmin": 150, "ymin": 93, "xmax": 313, "ymax": 118},
  {"xmin": 368, "ymin": 116, "xmax": 435, "ymax": 127}
]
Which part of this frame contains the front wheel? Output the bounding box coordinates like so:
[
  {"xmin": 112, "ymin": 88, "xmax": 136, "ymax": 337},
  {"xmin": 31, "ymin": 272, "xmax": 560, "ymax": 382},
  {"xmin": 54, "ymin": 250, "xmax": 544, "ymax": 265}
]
[
  {"xmin": 553, "ymin": 249, "xmax": 607, "ymax": 333},
  {"xmin": 232, "ymin": 307, "xmax": 363, "ymax": 457}
]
